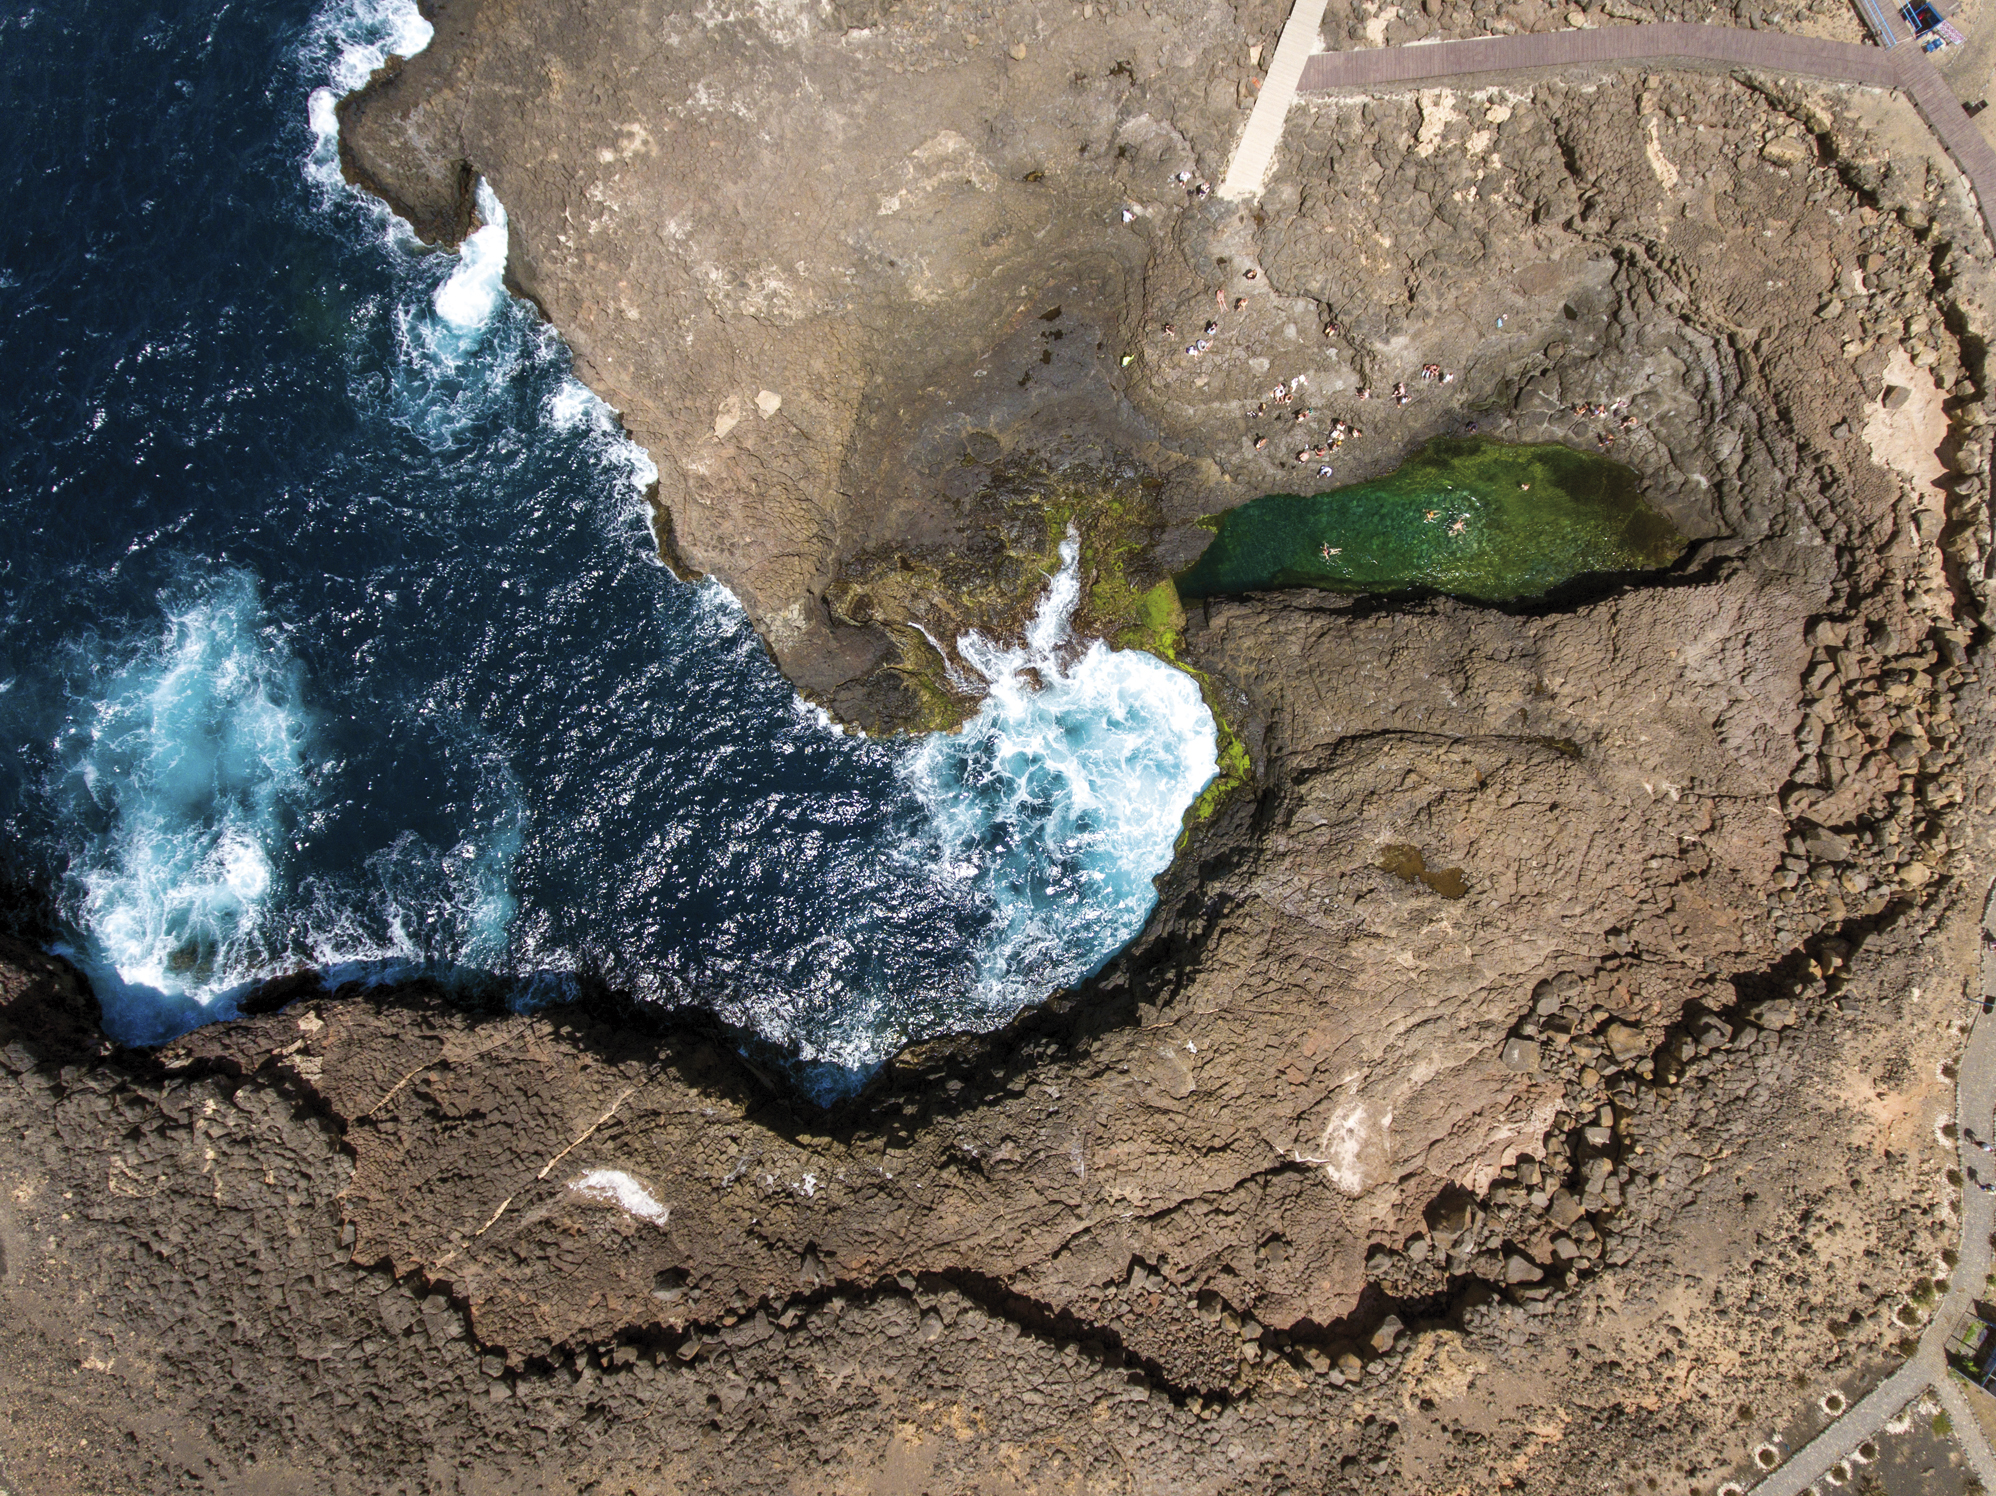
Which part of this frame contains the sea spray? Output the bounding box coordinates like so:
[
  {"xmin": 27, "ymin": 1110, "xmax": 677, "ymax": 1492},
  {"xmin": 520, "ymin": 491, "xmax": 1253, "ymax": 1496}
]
[
  {"xmin": 545, "ymin": 377, "xmax": 662, "ymax": 507},
  {"xmin": 303, "ymin": 0, "xmax": 434, "ymax": 194},
  {"xmin": 668, "ymin": 541, "xmax": 1218, "ymax": 1099},
  {"xmin": 388, "ymin": 178, "xmax": 528, "ymax": 448},
  {"xmin": 51, "ymin": 572, "xmax": 315, "ymax": 1042},
  {"xmin": 905, "ymin": 534, "xmax": 1219, "ymax": 1022},
  {"xmin": 303, "ymin": 0, "xmax": 524, "ymax": 447},
  {"xmin": 432, "ymin": 180, "xmax": 510, "ymax": 332}
]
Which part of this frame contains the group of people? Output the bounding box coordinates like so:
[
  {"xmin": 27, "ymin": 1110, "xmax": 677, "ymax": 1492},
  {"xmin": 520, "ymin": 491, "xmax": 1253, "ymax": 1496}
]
[
  {"xmin": 1236, "ymin": 378, "xmax": 1369, "ymax": 481},
  {"xmin": 1293, "ymin": 413, "xmax": 1361, "ymax": 476},
  {"xmin": 1570, "ymin": 399, "xmax": 1642, "ymax": 450},
  {"xmin": 1957, "ymin": 1121, "xmax": 1996, "ymax": 1207}
]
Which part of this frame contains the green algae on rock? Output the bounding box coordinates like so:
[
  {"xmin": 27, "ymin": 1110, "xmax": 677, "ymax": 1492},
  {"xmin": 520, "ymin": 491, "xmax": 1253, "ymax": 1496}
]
[{"xmin": 1177, "ymin": 437, "xmax": 1685, "ymax": 603}]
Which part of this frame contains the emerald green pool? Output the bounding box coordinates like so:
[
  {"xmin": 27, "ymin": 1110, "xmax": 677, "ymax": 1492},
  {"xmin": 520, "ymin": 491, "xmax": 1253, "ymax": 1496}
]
[{"xmin": 1177, "ymin": 437, "xmax": 1685, "ymax": 603}]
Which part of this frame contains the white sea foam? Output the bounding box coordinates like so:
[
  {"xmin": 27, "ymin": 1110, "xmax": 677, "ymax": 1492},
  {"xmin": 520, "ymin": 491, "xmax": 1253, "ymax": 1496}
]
[
  {"xmin": 303, "ymin": 0, "xmax": 434, "ymax": 192},
  {"xmin": 384, "ymin": 176, "xmax": 526, "ymax": 447},
  {"xmin": 904, "ymin": 534, "xmax": 1217, "ymax": 1027},
  {"xmin": 448, "ymin": 815, "xmax": 524, "ymax": 969},
  {"xmin": 53, "ymin": 572, "xmax": 316, "ymax": 1043},
  {"xmin": 724, "ymin": 537, "xmax": 1219, "ymax": 1093},
  {"xmin": 300, "ymin": 1, "xmax": 526, "ymax": 451},
  {"xmin": 290, "ymin": 815, "xmax": 527, "ymax": 992},
  {"xmin": 545, "ymin": 377, "xmax": 661, "ymax": 497},
  {"xmin": 544, "ymin": 382, "xmax": 597, "ymax": 432},
  {"xmin": 433, "ymin": 180, "xmax": 509, "ymax": 330},
  {"xmin": 47, "ymin": 569, "xmax": 535, "ymax": 1045}
]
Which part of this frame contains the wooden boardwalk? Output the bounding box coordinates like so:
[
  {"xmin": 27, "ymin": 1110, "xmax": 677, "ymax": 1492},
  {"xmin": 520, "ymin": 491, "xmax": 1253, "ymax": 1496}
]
[
  {"xmin": 1290, "ymin": 22, "xmax": 1996, "ymax": 245},
  {"xmin": 1219, "ymin": 0, "xmax": 1331, "ymax": 196}
]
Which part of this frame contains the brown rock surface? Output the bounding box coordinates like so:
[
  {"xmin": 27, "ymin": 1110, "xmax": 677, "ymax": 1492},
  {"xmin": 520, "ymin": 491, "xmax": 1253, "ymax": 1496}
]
[
  {"xmin": 7, "ymin": 0, "xmax": 1996, "ymax": 1490},
  {"xmin": 338, "ymin": 0, "xmax": 1276, "ymax": 726},
  {"xmin": 3, "ymin": 818, "xmax": 1992, "ymax": 1490},
  {"xmin": 338, "ymin": 0, "xmax": 1994, "ymax": 727},
  {"xmin": 7, "ymin": 528, "xmax": 1993, "ymax": 1488},
  {"xmin": 147, "ymin": 574, "xmax": 1819, "ymax": 1391}
]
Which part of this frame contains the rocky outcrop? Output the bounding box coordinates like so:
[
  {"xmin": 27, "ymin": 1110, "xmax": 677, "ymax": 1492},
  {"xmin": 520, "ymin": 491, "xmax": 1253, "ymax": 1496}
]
[
  {"xmin": 118, "ymin": 569, "xmax": 1830, "ymax": 1385},
  {"xmin": 9, "ymin": 0, "xmax": 1996, "ymax": 1489},
  {"xmin": 3, "ymin": 710, "xmax": 1989, "ymax": 1490},
  {"xmin": 337, "ymin": 0, "xmax": 1274, "ymax": 728},
  {"xmin": 338, "ymin": 0, "xmax": 1993, "ymax": 735}
]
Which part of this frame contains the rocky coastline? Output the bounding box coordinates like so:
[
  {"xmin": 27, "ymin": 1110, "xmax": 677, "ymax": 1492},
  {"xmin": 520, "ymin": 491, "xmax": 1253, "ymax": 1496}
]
[{"xmin": 7, "ymin": 0, "xmax": 1996, "ymax": 1488}]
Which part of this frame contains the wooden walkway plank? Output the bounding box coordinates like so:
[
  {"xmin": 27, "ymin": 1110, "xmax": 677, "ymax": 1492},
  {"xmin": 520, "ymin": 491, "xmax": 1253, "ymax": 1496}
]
[{"xmin": 1220, "ymin": 0, "xmax": 1332, "ymax": 198}]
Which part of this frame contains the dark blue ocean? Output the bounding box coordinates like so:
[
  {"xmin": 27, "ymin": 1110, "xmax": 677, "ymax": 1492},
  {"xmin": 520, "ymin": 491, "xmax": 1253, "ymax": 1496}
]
[{"xmin": 0, "ymin": 0, "xmax": 1214, "ymax": 1093}]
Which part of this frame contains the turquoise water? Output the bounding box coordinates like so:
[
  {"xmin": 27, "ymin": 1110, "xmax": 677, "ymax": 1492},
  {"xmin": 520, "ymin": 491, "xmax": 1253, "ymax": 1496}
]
[{"xmin": 1177, "ymin": 437, "xmax": 1685, "ymax": 603}]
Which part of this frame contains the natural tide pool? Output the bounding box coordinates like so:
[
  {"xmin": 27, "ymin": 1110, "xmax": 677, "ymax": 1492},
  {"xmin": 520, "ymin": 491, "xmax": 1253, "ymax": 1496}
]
[{"xmin": 1176, "ymin": 437, "xmax": 1686, "ymax": 603}]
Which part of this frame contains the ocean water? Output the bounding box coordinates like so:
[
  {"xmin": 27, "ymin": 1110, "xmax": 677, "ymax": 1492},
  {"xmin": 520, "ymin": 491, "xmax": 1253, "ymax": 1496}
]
[
  {"xmin": 1177, "ymin": 436, "xmax": 1686, "ymax": 603},
  {"xmin": 0, "ymin": 0, "xmax": 1216, "ymax": 1093}
]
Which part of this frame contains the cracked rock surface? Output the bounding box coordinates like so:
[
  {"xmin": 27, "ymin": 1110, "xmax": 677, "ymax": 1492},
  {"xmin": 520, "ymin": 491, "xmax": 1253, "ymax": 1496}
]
[
  {"xmin": 7, "ymin": 0, "xmax": 1996, "ymax": 1490},
  {"xmin": 343, "ymin": 3, "xmax": 1990, "ymax": 723}
]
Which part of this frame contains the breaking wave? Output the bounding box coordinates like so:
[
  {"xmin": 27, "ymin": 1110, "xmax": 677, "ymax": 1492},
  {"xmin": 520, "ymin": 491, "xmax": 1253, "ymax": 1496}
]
[
  {"xmin": 907, "ymin": 535, "xmax": 1218, "ymax": 1027},
  {"xmin": 49, "ymin": 572, "xmax": 314, "ymax": 1043},
  {"xmin": 387, "ymin": 177, "xmax": 531, "ymax": 449},
  {"xmin": 303, "ymin": 0, "xmax": 434, "ymax": 194},
  {"xmin": 0, "ymin": 0, "xmax": 1218, "ymax": 1098}
]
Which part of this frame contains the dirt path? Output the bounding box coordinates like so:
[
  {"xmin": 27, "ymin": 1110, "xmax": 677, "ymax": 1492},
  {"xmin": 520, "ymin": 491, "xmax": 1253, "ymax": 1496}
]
[{"xmin": 1745, "ymin": 879, "xmax": 1996, "ymax": 1493}]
